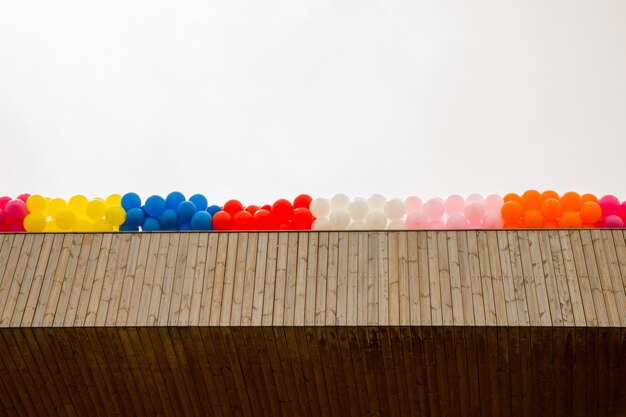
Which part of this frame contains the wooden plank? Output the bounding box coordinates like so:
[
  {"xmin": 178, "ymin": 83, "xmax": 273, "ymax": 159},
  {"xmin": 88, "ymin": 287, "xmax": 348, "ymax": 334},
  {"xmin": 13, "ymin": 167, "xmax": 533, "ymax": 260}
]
[
  {"xmin": 45, "ymin": 234, "xmax": 83, "ymax": 326},
  {"xmin": 485, "ymin": 231, "xmax": 508, "ymax": 325},
  {"xmin": 464, "ymin": 327, "xmax": 482, "ymax": 416},
  {"xmin": 155, "ymin": 233, "xmax": 181, "ymax": 326},
  {"xmin": 145, "ymin": 233, "xmax": 171, "ymax": 326},
  {"xmin": 134, "ymin": 233, "xmax": 161, "ymax": 326},
  {"xmin": 380, "ymin": 326, "xmax": 402, "ymax": 416},
  {"xmin": 261, "ymin": 233, "xmax": 278, "ymax": 326},
  {"xmin": 527, "ymin": 230, "xmax": 553, "ymax": 326},
  {"xmin": 542, "ymin": 230, "xmax": 574, "ymax": 326},
  {"xmin": 558, "ymin": 231, "xmax": 588, "ymax": 326},
  {"xmin": 447, "ymin": 231, "xmax": 465, "ymax": 326},
  {"xmin": 426, "ymin": 231, "xmax": 442, "ymax": 325},
  {"xmin": 175, "ymin": 232, "xmax": 200, "ymax": 326},
  {"xmin": 198, "ymin": 233, "xmax": 219, "ymax": 326},
  {"xmin": 250, "ymin": 327, "xmax": 281, "ymax": 417},
  {"xmin": 443, "ymin": 326, "xmax": 461, "ymax": 417},
  {"xmin": 82, "ymin": 234, "xmax": 112, "ymax": 327},
  {"xmin": 517, "ymin": 230, "xmax": 544, "ymax": 326},
  {"xmin": 508, "ymin": 327, "xmax": 523, "ymax": 417},
  {"xmin": 189, "ymin": 233, "xmax": 209, "ymax": 326},
  {"xmin": 436, "ymin": 232, "xmax": 454, "ymax": 325},
  {"xmin": 345, "ymin": 232, "xmax": 358, "ymax": 325},
  {"xmin": 600, "ymin": 231, "xmax": 626, "ymax": 327},
  {"xmin": 240, "ymin": 232, "xmax": 258, "ymax": 325},
  {"xmin": 271, "ymin": 233, "xmax": 288, "ymax": 326},
  {"xmin": 185, "ymin": 327, "xmax": 225, "ymax": 417},
  {"xmin": 1, "ymin": 235, "xmax": 39, "ymax": 327},
  {"xmin": 569, "ymin": 230, "xmax": 602, "ymax": 325},
  {"xmin": 368, "ymin": 231, "xmax": 380, "ymax": 325},
  {"xmin": 315, "ymin": 232, "xmax": 329, "ymax": 325},
  {"xmin": 291, "ymin": 232, "xmax": 306, "ymax": 326},
  {"xmin": 590, "ymin": 229, "xmax": 625, "ymax": 326},
  {"xmin": 0, "ymin": 234, "xmax": 24, "ymax": 326},
  {"xmin": 316, "ymin": 327, "xmax": 342, "ymax": 417},
  {"xmin": 228, "ymin": 233, "xmax": 248, "ymax": 326},
  {"xmin": 325, "ymin": 232, "xmax": 339, "ymax": 325},
  {"xmin": 324, "ymin": 327, "xmax": 351, "ymax": 417},
  {"xmin": 465, "ymin": 231, "xmax": 486, "ymax": 325},
  {"xmin": 199, "ymin": 326, "xmax": 235, "ymax": 416},
  {"xmin": 496, "ymin": 230, "xmax": 519, "ymax": 326},
  {"xmin": 70, "ymin": 234, "xmax": 104, "ymax": 326},
  {"xmin": 476, "ymin": 231, "xmax": 497, "ymax": 325},
  {"xmin": 339, "ymin": 326, "xmax": 365, "ymax": 416},
  {"xmin": 167, "ymin": 232, "xmax": 192, "ymax": 326},
  {"xmin": 32, "ymin": 235, "xmax": 70, "ymax": 327},
  {"xmin": 8, "ymin": 234, "xmax": 46, "ymax": 327},
  {"xmin": 100, "ymin": 234, "xmax": 131, "ymax": 326},
  {"xmin": 406, "ymin": 232, "xmax": 421, "ymax": 325},
  {"xmin": 262, "ymin": 326, "xmax": 292, "ymax": 417},
  {"xmin": 117, "ymin": 233, "xmax": 151, "ymax": 326},
  {"xmin": 506, "ymin": 231, "xmax": 531, "ymax": 326},
  {"xmin": 209, "ymin": 233, "xmax": 228, "ymax": 326},
  {"xmin": 421, "ymin": 326, "xmax": 441, "ymax": 417},
  {"xmin": 215, "ymin": 328, "xmax": 253, "ymax": 416},
  {"xmin": 251, "ymin": 232, "xmax": 268, "ymax": 326},
  {"xmin": 388, "ymin": 232, "xmax": 400, "ymax": 325}
]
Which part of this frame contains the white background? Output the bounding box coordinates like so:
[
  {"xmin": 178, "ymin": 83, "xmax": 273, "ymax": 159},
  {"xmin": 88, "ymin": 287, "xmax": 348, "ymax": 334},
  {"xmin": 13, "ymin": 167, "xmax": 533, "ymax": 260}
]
[{"xmin": 1, "ymin": 0, "xmax": 625, "ymax": 204}]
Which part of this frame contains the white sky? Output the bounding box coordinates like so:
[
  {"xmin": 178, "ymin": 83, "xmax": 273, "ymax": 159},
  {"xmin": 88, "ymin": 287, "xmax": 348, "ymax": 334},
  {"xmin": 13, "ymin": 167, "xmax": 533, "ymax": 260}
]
[{"xmin": 1, "ymin": 0, "xmax": 625, "ymax": 205}]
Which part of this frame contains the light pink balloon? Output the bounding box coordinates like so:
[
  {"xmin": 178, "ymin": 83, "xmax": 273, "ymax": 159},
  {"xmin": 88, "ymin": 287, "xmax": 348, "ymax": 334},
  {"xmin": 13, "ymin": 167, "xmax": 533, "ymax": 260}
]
[
  {"xmin": 446, "ymin": 214, "xmax": 468, "ymax": 229},
  {"xmin": 464, "ymin": 202, "xmax": 486, "ymax": 223},
  {"xmin": 423, "ymin": 199, "xmax": 445, "ymax": 220},
  {"xmin": 427, "ymin": 220, "xmax": 446, "ymax": 230},
  {"xmin": 484, "ymin": 194, "xmax": 504, "ymax": 213},
  {"xmin": 466, "ymin": 193, "xmax": 484, "ymax": 204},
  {"xmin": 404, "ymin": 196, "xmax": 423, "ymax": 215},
  {"xmin": 599, "ymin": 195, "xmax": 620, "ymax": 216},
  {"xmin": 483, "ymin": 212, "xmax": 504, "ymax": 229},
  {"xmin": 468, "ymin": 220, "xmax": 483, "ymax": 229},
  {"xmin": 406, "ymin": 211, "xmax": 429, "ymax": 229},
  {"xmin": 445, "ymin": 194, "xmax": 465, "ymax": 215},
  {"xmin": 602, "ymin": 215, "xmax": 624, "ymax": 228}
]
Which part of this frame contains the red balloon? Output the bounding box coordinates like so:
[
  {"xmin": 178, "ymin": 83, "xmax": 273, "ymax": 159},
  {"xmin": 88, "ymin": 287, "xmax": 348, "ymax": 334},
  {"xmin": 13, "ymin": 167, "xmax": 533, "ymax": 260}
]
[
  {"xmin": 292, "ymin": 208, "xmax": 314, "ymax": 230},
  {"xmin": 17, "ymin": 193, "xmax": 31, "ymax": 203},
  {"xmin": 6, "ymin": 222, "xmax": 25, "ymax": 232},
  {"xmin": 261, "ymin": 204, "xmax": 272, "ymax": 212},
  {"xmin": 279, "ymin": 221, "xmax": 294, "ymax": 230},
  {"xmin": 212, "ymin": 211, "xmax": 232, "ymax": 230},
  {"xmin": 223, "ymin": 200, "xmax": 244, "ymax": 216},
  {"xmin": 4, "ymin": 199, "xmax": 27, "ymax": 223},
  {"xmin": 0, "ymin": 209, "xmax": 6, "ymax": 229},
  {"xmin": 272, "ymin": 199, "xmax": 293, "ymax": 222},
  {"xmin": 0, "ymin": 197, "xmax": 11, "ymax": 210},
  {"xmin": 253, "ymin": 209, "xmax": 275, "ymax": 230},
  {"xmin": 293, "ymin": 194, "xmax": 312, "ymax": 209},
  {"xmin": 232, "ymin": 211, "xmax": 254, "ymax": 230},
  {"xmin": 245, "ymin": 205, "xmax": 259, "ymax": 215}
]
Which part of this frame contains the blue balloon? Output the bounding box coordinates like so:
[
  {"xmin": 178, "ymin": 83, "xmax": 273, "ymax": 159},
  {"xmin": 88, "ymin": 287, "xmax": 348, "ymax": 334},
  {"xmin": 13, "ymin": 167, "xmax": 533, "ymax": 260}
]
[
  {"xmin": 166, "ymin": 191, "xmax": 186, "ymax": 210},
  {"xmin": 177, "ymin": 201, "xmax": 197, "ymax": 222},
  {"xmin": 189, "ymin": 194, "xmax": 208, "ymax": 211},
  {"xmin": 206, "ymin": 204, "xmax": 221, "ymax": 216},
  {"xmin": 121, "ymin": 192, "xmax": 142, "ymax": 210},
  {"xmin": 119, "ymin": 224, "xmax": 139, "ymax": 232},
  {"xmin": 190, "ymin": 211, "xmax": 213, "ymax": 230},
  {"xmin": 144, "ymin": 195, "xmax": 166, "ymax": 217},
  {"xmin": 159, "ymin": 209, "xmax": 179, "ymax": 229},
  {"xmin": 142, "ymin": 217, "xmax": 161, "ymax": 231},
  {"xmin": 124, "ymin": 208, "xmax": 145, "ymax": 228},
  {"xmin": 179, "ymin": 222, "xmax": 191, "ymax": 230}
]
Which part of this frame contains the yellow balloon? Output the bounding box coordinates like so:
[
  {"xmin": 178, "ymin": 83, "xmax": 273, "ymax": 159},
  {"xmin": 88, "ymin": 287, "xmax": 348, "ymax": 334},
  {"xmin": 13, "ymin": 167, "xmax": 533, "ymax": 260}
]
[
  {"xmin": 105, "ymin": 194, "xmax": 122, "ymax": 207},
  {"xmin": 24, "ymin": 213, "xmax": 47, "ymax": 232},
  {"xmin": 68, "ymin": 195, "xmax": 88, "ymax": 216},
  {"xmin": 26, "ymin": 195, "xmax": 46, "ymax": 213},
  {"xmin": 92, "ymin": 218, "xmax": 113, "ymax": 232},
  {"xmin": 55, "ymin": 209, "xmax": 77, "ymax": 230},
  {"xmin": 86, "ymin": 199, "xmax": 106, "ymax": 220},
  {"xmin": 104, "ymin": 206, "xmax": 126, "ymax": 226},
  {"xmin": 47, "ymin": 198, "xmax": 67, "ymax": 217},
  {"xmin": 73, "ymin": 218, "xmax": 93, "ymax": 232},
  {"xmin": 45, "ymin": 221, "xmax": 61, "ymax": 232}
]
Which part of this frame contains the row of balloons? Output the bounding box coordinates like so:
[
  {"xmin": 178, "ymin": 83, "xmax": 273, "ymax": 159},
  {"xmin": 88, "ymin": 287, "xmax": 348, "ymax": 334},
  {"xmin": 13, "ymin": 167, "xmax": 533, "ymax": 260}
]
[{"xmin": 0, "ymin": 191, "xmax": 624, "ymax": 232}]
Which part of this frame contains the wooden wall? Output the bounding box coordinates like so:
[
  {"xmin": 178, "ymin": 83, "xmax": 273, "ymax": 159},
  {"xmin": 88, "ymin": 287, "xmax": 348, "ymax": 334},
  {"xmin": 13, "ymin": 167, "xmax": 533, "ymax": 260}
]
[{"xmin": 0, "ymin": 231, "xmax": 625, "ymax": 416}]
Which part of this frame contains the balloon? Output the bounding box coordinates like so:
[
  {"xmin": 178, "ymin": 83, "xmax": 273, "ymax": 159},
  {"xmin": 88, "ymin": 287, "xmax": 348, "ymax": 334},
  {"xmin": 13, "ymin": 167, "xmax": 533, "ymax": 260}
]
[
  {"xmin": 105, "ymin": 206, "xmax": 126, "ymax": 227},
  {"xmin": 310, "ymin": 198, "xmax": 330, "ymax": 218},
  {"xmin": 177, "ymin": 201, "xmax": 197, "ymax": 222},
  {"xmin": 602, "ymin": 215, "xmax": 624, "ymax": 228},
  {"xmin": 348, "ymin": 221, "xmax": 367, "ymax": 230},
  {"xmin": 26, "ymin": 195, "xmax": 46, "ymax": 213},
  {"xmin": 189, "ymin": 194, "xmax": 208, "ymax": 211},
  {"xmin": 348, "ymin": 198, "xmax": 369, "ymax": 221},
  {"xmin": 501, "ymin": 201, "xmax": 523, "ymax": 224},
  {"xmin": 312, "ymin": 218, "xmax": 331, "ymax": 230},
  {"xmin": 223, "ymin": 200, "xmax": 244, "ymax": 216},
  {"xmin": 159, "ymin": 209, "xmax": 179, "ymax": 229},
  {"xmin": 105, "ymin": 194, "xmax": 122, "ymax": 207},
  {"xmin": 73, "ymin": 218, "xmax": 93, "ymax": 232},
  {"xmin": 384, "ymin": 198, "xmax": 405, "ymax": 221},
  {"xmin": 0, "ymin": 197, "xmax": 10, "ymax": 210},
  {"xmin": 521, "ymin": 190, "xmax": 542, "ymax": 210},
  {"xmin": 141, "ymin": 217, "xmax": 161, "ymax": 231},
  {"xmin": 406, "ymin": 212, "xmax": 429, "ymax": 229},
  {"xmin": 503, "ymin": 193, "xmax": 522, "ymax": 204},
  {"xmin": 245, "ymin": 205, "xmax": 259, "ymax": 215},
  {"xmin": 484, "ymin": 194, "xmax": 504, "ymax": 213},
  {"xmin": 466, "ymin": 194, "xmax": 484, "ymax": 204},
  {"xmin": 4, "ymin": 199, "xmax": 27, "ymax": 223},
  {"xmin": 121, "ymin": 193, "xmax": 142, "ymax": 211},
  {"xmin": 68, "ymin": 195, "xmax": 88, "ymax": 216},
  {"xmin": 86, "ymin": 199, "xmax": 106, "ymax": 220},
  {"xmin": 404, "ymin": 196, "xmax": 422, "ymax": 215},
  {"xmin": 619, "ymin": 202, "xmax": 626, "ymax": 221},
  {"xmin": 544, "ymin": 221, "xmax": 558, "ymax": 229},
  {"xmin": 17, "ymin": 193, "xmax": 30, "ymax": 202},
  {"xmin": 232, "ymin": 211, "xmax": 254, "ymax": 230},
  {"xmin": 179, "ymin": 222, "xmax": 191, "ymax": 231},
  {"xmin": 598, "ymin": 195, "xmax": 620, "ymax": 216},
  {"xmin": 293, "ymin": 194, "xmax": 312, "ymax": 209},
  {"xmin": 44, "ymin": 221, "xmax": 62, "ymax": 232},
  {"xmin": 365, "ymin": 211, "xmax": 387, "ymax": 229},
  {"xmin": 445, "ymin": 194, "xmax": 465, "ymax": 216},
  {"xmin": 330, "ymin": 194, "xmax": 350, "ymax": 210},
  {"xmin": 541, "ymin": 190, "xmax": 560, "ymax": 201},
  {"xmin": 581, "ymin": 193, "xmax": 598, "ymax": 203},
  {"xmin": 559, "ymin": 211, "xmax": 583, "ymax": 228},
  {"xmin": 483, "ymin": 213, "xmax": 504, "ymax": 229},
  {"xmin": 522, "ymin": 210, "xmax": 543, "ymax": 228},
  {"xmin": 580, "ymin": 202, "xmax": 602, "ymax": 224},
  {"xmin": 253, "ymin": 209, "xmax": 274, "ymax": 230},
  {"xmin": 329, "ymin": 209, "xmax": 351, "ymax": 230},
  {"xmin": 47, "ymin": 198, "xmax": 67, "ymax": 217},
  {"xmin": 428, "ymin": 220, "xmax": 445, "ymax": 229},
  {"xmin": 446, "ymin": 214, "xmax": 468, "ymax": 229},
  {"xmin": 119, "ymin": 224, "xmax": 139, "ymax": 232},
  {"xmin": 207, "ymin": 205, "xmax": 222, "ymax": 216},
  {"xmin": 125, "ymin": 208, "xmax": 146, "ymax": 228},
  {"xmin": 293, "ymin": 208, "xmax": 314, "ymax": 230},
  {"xmin": 272, "ymin": 199, "xmax": 293, "ymax": 222},
  {"xmin": 387, "ymin": 220, "xmax": 406, "ymax": 230},
  {"xmin": 541, "ymin": 198, "xmax": 563, "ymax": 221},
  {"xmin": 0, "ymin": 209, "xmax": 5, "ymax": 229},
  {"xmin": 423, "ymin": 199, "xmax": 444, "ymax": 221},
  {"xmin": 6, "ymin": 222, "xmax": 25, "ymax": 232},
  {"xmin": 55, "ymin": 209, "xmax": 77, "ymax": 230},
  {"xmin": 212, "ymin": 211, "xmax": 232, "ymax": 230},
  {"xmin": 561, "ymin": 192, "xmax": 582, "ymax": 212},
  {"xmin": 190, "ymin": 211, "xmax": 212, "ymax": 230},
  {"xmin": 166, "ymin": 192, "xmax": 186, "ymax": 209},
  {"xmin": 144, "ymin": 195, "xmax": 166, "ymax": 217},
  {"xmin": 23, "ymin": 213, "xmax": 46, "ymax": 232},
  {"xmin": 367, "ymin": 194, "xmax": 386, "ymax": 212},
  {"xmin": 464, "ymin": 202, "xmax": 486, "ymax": 223}
]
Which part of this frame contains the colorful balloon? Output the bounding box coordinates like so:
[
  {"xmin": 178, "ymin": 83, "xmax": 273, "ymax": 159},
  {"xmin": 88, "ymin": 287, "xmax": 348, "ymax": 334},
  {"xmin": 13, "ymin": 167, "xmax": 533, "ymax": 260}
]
[
  {"xmin": 293, "ymin": 208, "xmax": 314, "ymax": 230},
  {"xmin": 501, "ymin": 201, "xmax": 523, "ymax": 224},
  {"xmin": 521, "ymin": 190, "xmax": 542, "ymax": 210},
  {"xmin": 212, "ymin": 211, "xmax": 232, "ymax": 230},
  {"xmin": 293, "ymin": 194, "xmax": 312, "ymax": 209},
  {"xmin": 26, "ymin": 195, "xmax": 46, "ymax": 213},
  {"xmin": 23, "ymin": 213, "xmax": 46, "ymax": 232},
  {"xmin": 580, "ymin": 202, "xmax": 602, "ymax": 224},
  {"xmin": 223, "ymin": 200, "xmax": 244, "ymax": 216},
  {"xmin": 540, "ymin": 198, "xmax": 562, "ymax": 221},
  {"xmin": 86, "ymin": 199, "xmax": 106, "ymax": 220}
]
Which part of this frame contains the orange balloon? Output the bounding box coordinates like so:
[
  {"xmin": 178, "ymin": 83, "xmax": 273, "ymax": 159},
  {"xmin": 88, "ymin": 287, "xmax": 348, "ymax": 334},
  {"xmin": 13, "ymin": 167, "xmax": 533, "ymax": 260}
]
[
  {"xmin": 541, "ymin": 190, "xmax": 560, "ymax": 201},
  {"xmin": 581, "ymin": 193, "xmax": 598, "ymax": 203},
  {"xmin": 581, "ymin": 223, "xmax": 595, "ymax": 228},
  {"xmin": 541, "ymin": 198, "xmax": 563, "ymax": 221},
  {"xmin": 560, "ymin": 192, "xmax": 582, "ymax": 212},
  {"xmin": 504, "ymin": 193, "xmax": 522, "ymax": 204},
  {"xmin": 523, "ymin": 209, "xmax": 544, "ymax": 228},
  {"xmin": 559, "ymin": 211, "xmax": 583, "ymax": 228},
  {"xmin": 579, "ymin": 201, "xmax": 602, "ymax": 224},
  {"xmin": 504, "ymin": 222, "xmax": 522, "ymax": 229},
  {"xmin": 521, "ymin": 190, "xmax": 542, "ymax": 210},
  {"xmin": 544, "ymin": 221, "xmax": 558, "ymax": 229},
  {"xmin": 501, "ymin": 201, "xmax": 523, "ymax": 223}
]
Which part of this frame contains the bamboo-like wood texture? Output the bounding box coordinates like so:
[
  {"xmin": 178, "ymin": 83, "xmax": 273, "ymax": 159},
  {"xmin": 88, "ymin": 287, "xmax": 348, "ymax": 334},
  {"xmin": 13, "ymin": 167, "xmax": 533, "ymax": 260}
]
[{"xmin": 0, "ymin": 230, "xmax": 625, "ymax": 416}]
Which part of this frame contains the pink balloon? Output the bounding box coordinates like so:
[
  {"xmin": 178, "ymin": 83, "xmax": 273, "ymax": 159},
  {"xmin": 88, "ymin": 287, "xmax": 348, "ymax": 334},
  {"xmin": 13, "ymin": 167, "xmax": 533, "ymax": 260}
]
[
  {"xmin": 404, "ymin": 196, "xmax": 423, "ymax": 215},
  {"xmin": 446, "ymin": 214, "xmax": 468, "ymax": 229},
  {"xmin": 423, "ymin": 199, "xmax": 445, "ymax": 220},
  {"xmin": 464, "ymin": 202, "xmax": 486, "ymax": 223},
  {"xmin": 483, "ymin": 212, "xmax": 504, "ymax": 229},
  {"xmin": 427, "ymin": 220, "xmax": 445, "ymax": 229},
  {"xmin": 599, "ymin": 195, "xmax": 620, "ymax": 216},
  {"xmin": 4, "ymin": 199, "xmax": 27, "ymax": 223},
  {"xmin": 484, "ymin": 194, "xmax": 504, "ymax": 213},
  {"xmin": 0, "ymin": 209, "xmax": 5, "ymax": 229},
  {"xmin": 6, "ymin": 221, "xmax": 25, "ymax": 232},
  {"xmin": 17, "ymin": 193, "xmax": 31, "ymax": 203},
  {"xmin": 445, "ymin": 194, "xmax": 465, "ymax": 215},
  {"xmin": 0, "ymin": 197, "xmax": 10, "ymax": 210},
  {"xmin": 406, "ymin": 212, "xmax": 429, "ymax": 229},
  {"xmin": 466, "ymin": 193, "xmax": 484, "ymax": 204},
  {"xmin": 619, "ymin": 201, "xmax": 626, "ymax": 221},
  {"xmin": 602, "ymin": 215, "xmax": 624, "ymax": 228}
]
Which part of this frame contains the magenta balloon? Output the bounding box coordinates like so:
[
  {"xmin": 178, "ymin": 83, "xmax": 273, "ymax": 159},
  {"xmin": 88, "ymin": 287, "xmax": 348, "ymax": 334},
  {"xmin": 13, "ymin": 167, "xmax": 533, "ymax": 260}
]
[
  {"xmin": 602, "ymin": 215, "xmax": 624, "ymax": 228},
  {"xmin": 0, "ymin": 209, "xmax": 5, "ymax": 227},
  {"xmin": 406, "ymin": 212, "xmax": 428, "ymax": 229},
  {"xmin": 4, "ymin": 199, "xmax": 27, "ymax": 222},
  {"xmin": 423, "ymin": 199, "xmax": 445, "ymax": 220},
  {"xmin": 598, "ymin": 195, "xmax": 620, "ymax": 216},
  {"xmin": 0, "ymin": 197, "xmax": 10, "ymax": 210},
  {"xmin": 619, "ymin": 201, "xmax": 626, "ymax": 221},
  {"xmin": 446, "ymin": 214, "xmax": 468, "ymax": 229},
  {"xmin": 464, "ymin": 202, "xmax": 486, "ymax": 223}
]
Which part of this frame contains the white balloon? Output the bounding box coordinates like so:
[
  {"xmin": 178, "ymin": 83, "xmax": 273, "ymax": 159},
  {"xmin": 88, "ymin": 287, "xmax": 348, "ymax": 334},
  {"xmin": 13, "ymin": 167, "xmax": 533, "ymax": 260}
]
[
  {"xmin": 384, "ymin": 198, "xmax": 405, "ymax": 221},
  {"xmin": 330, "ymin": 193, "xmax": 350, "ymax": 210},
  {"xmin": 329, "ymin": 209, "xmax": 351, "ymax": 230},
  {"xmin": 367, "ymin": 194, "xmax": 387, "ymax": 212},
  {"xmin": 348, "ymin": 221, "xmax": 367, "ymax": 230},
  {"xmin": 445, "ymin": 194, "xmax": 465, "ymax": 215},
  {"xmin": 404, "ymin": 196, "xmax": 423, "ymax": 215},
  {"xmin": 387, "ymin": 220, "xmax": 407, "ymax": 230},
  {"xmin": 348, "ymin": 198, "xmax": 369, "ymax": 221},
  {"xmin": 446, "ymin": 214, "xmax": 468, "ymax": 229},
  {"xmin": 312, "ymin": 218, "xmax": 331, "ymax": 230},
  {"xmin": 365, "ymin": 211, "xmax": 387, "ymax": 229},
  {"xmin": 406, "ymin": 212, "xmax": 429, "ymax": 229},
  {"xmin": 484, "ymin": 194, "xmax": 504, "ymax": 213},
  {"xmin": 310, "ymin": 198, "xmax": 330, "ymax": 218}
]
